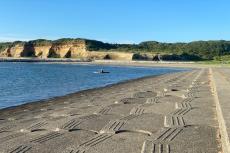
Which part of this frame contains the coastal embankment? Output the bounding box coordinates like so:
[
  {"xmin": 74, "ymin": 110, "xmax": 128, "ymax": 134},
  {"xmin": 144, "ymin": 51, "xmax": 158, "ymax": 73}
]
[{"xmin": 0, "ymin": 65, "xmax": 229, "ymax": 152}]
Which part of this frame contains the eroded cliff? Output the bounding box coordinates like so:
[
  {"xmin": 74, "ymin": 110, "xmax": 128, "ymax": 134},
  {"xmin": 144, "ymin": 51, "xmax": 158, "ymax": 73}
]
[{"xmin": 0, "ymin": 39, "xmax": 134, "ymax": 60}]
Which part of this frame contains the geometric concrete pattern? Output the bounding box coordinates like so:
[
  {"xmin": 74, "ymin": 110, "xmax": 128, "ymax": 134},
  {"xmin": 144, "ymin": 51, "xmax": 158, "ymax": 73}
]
[{"xmin": 0, "ymin": 69, "xmax": 223, "ymax": 153}]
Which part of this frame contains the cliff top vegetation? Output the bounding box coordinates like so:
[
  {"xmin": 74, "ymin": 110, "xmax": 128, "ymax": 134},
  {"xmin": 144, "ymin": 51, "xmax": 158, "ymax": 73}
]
[{"xmin": 1, "ymin": 38, "xmax": 230, "ymax": 60}]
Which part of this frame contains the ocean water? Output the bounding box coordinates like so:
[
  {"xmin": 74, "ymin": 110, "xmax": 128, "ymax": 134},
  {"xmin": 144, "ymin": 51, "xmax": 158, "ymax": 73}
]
[{"xmin": 0, "ymin": 63, "xmax": 186, "ymax": 109}]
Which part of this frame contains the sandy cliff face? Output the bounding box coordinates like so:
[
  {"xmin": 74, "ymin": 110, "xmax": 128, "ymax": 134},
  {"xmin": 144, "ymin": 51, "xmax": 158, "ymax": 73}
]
[
  {"xmin": 0, "ymin": 44, "xmax": 51, "ymax": 58},
  {"xmin": 0, "ymin": 48, "xmax": 11, "ymax": 57},
  {"xmin": 50, "ymin": 44, "xmax": 72, "ymax": 58},
  {"xmin": 48, "ymin": 41, "xmax": 87, "ymax": 58},
  {"xmin": 0, "ymin": 42, "xmax": 89, "ymax": 59},
  {"xmin": 8, "ymin": 44, "xmax": 25, "ymax": 57},
  {"xmin": 34, "ymin": 46, "xmax": 52, "ymax": 58},
  {"xmin": 70, "ymin": 42, "xmax": 88, "ymax": 58},
  {"xmin": 0, "ymin": 40, "xmax": 135, "ymax": 60},
  {"xmin": 88, "ymin": 51, "xmax": 133, "ymax": 60},
  {"xmin": 106, "ymin": 52, "xmax": 134, "ymax": 60}
]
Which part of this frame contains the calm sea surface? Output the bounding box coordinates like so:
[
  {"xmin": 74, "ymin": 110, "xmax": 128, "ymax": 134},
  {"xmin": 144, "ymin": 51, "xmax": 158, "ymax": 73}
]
[{"xmin": 0, "ymin": 63, "xmax": 187, "ymax": 109}]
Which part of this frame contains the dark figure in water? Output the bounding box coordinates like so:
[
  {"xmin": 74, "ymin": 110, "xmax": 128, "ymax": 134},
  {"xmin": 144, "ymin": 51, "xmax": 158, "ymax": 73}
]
[{"xmin": 99, "ymin": 69, "xmax": 109, "ymax": 73}]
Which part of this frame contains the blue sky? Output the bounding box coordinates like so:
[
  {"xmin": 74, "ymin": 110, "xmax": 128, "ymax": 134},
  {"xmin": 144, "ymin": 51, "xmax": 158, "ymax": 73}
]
[{"xmin": 0, "ymin": 0, "xmax": 229, "ymax": 43}]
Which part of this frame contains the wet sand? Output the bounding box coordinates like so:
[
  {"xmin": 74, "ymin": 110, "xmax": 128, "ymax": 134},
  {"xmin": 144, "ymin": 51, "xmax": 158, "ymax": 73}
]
[{"xmin": 0, "ymin": 65, "xmax": 227, "ymax": 153}]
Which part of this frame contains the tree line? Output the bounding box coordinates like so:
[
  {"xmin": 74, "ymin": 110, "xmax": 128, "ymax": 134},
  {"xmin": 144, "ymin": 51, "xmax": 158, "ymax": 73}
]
[{"xmin": 1, "ymin": 39, "xmax": 230, "ymax": 60}]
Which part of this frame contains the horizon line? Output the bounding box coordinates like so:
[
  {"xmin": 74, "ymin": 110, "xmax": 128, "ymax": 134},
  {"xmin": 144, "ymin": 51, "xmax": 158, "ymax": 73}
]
[{"xmin": 0, "ymin": 37, "xmax": 229, "ymax": 44}]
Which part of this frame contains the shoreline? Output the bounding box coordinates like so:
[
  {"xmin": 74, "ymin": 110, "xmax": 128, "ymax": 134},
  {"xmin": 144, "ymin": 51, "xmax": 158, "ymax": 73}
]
[
  {"xmin": 1, "ymin": 57, "xmax": 227, "ymax": 69},
  {"xmin": 0, "ymin": 57, "xmax": 91, "ymax": 62},
  {"xmin": 0, "ymin": 62, "xmax": 193, "ymax": 111},
  {"xmin": 0, "ymin": 71, "xmax": 173, "ymax": 112},
  {"xmin": 92, "ymin": 60, "xmax": 225, "ymax": 68},
  {"xmin": 0, "ymin": 68, "xmax": 223, "ymax": 153},
  {"xmin": 0, "ymin": 57, "xmax": 206, "ymax": 68}
]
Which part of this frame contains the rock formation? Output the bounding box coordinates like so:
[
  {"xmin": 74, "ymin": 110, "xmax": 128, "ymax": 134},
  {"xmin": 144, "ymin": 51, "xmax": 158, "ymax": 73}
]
[
  {"xmin": 8, "ymin": 44, "xmax": 25, "ymax": 57},
  {"xmin": 33, "ymin": 45, "xmax": 52, "ymax": 58},
  {"xmin": 0, "ymin": 39, "xmax": 134, "ymax": 60}
]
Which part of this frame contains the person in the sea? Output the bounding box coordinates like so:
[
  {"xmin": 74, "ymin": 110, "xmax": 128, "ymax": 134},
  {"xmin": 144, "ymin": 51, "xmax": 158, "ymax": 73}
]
[{"xmin": 100, "ymin": 69, "xmax": 104, "ymax": 73}]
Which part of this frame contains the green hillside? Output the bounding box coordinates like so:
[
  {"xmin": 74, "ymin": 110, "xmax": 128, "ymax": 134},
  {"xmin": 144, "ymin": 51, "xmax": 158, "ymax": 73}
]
[{"xmin": 1, "ymin": 38, "xmax": 230, "ymax": 61}]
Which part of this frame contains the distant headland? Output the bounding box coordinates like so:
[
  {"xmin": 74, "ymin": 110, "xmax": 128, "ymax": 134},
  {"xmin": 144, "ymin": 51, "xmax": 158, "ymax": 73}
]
[{"xmin": 0, "ymin": 38, "xmax": 230, "ymax": 61}]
